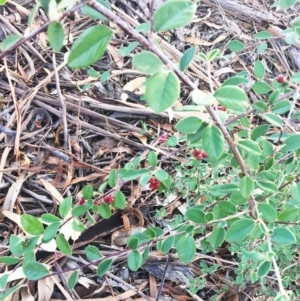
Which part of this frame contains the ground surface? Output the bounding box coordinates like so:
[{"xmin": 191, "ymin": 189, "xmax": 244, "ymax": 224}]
[{"xmin": 0, "ymin": 0, "xmax": 299, "ymax": 301}]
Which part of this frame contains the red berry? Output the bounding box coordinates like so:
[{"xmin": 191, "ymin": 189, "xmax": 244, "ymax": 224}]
[
  {"xmin": 148, "ymin": 178, "xmax": 161, "ymax": 190},
  {"xmin": 158, "ymin": 133, "xmax": 168, "ymax": 143},
  {"xmin": 94, "ymin": 200, "xmax": 100, "ymax": 206},
  {"xmin": 217, "ymin": 105, "xmax": 226, "ymax": 111},
  {"xmin": 202, "ymin": 152, "xmax": 208, "ymax": 158},
  {"xmin": 192, "ymin": 148, "xmax": 201, "ymax": 157},
  {"xmin": 78, "ymin": 198, "xmax": 85, "ymax": 205},
  {"xmin": 196, "ymin": 154, "xmax": 203, "ymax": 160},
  {"xmin": 276, "ymin": 74, "xmax": 285, "ymax": 83},
  {"xmin": 103, "ymin": 194, "xmax": 114, "ymax": 204}
]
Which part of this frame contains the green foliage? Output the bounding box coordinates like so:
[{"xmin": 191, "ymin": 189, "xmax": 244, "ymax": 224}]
[{"xmin": 3, "ymin": 0, "xmax": 300, "ymax": 298}]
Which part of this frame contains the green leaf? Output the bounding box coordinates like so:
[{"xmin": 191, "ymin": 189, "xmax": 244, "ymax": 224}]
[
  {"xmin": 251, "ymin": 124, "xmax": 269, "ymax": 141},
  {"xmin": 56, "ymin": 233, "xmax": 72, "ymax": 255},
  {"xmin": 98, "ymin": 203, "xmax": 111, "ymax": 219},
  {"xmin": 71, "ymin": 205, "xmax": 88, "ymax": 217},
  {"xmin": 119, "ymin": 168, "xmax": 150, "ymax": 181},
  {"xmin": 184, "ymin": 207, "xmax": 205, "ymax": 224},
  {"xmin": 256, "ymin": 42, "xmax": 267, "ymax": 54},
  {"xmin": 155, "ymin": 169, "xmax": 169, "ymax": 181},
  {"xmin": 47, "ymin": 21, "xmax": 64, "ymax": 52},
  {"xmin": 42, "ymin": 222, "xmax": 60, "ymax": 243},
  {"xmin": 222, "ymin": 76, "xmax": 249, "ymax": 86},
  {"xmin": 83, "ymin": 185, "xmax": 94, "ymax": 200},
  {"xmin": 226, "ymin": 219, "xmax": 255, "ymax": 242},
  {"xmin": 256, "ymin": 179, "xmax": 278, "ymax": 193},
  {"xmin": 85, "ymin": 245, "xmax": 102, "ymax": 262},
  {"xmin": 0, "ymin": 35, "xmax": 21, "ymax": 51},
  {"xmin": 22, "ymin": 262, "xmax": 48, "ymax": 280},
  {"xmin": 114, "ymin": 191, "xmax": 126, "ymax": 209},
  {"xmin": 68, "ymin": 271, "xmax": 79, "ymax": 290},
  {"xmin": 97, "ymin": 259, "xmax": 113, "ymax": 276},
  {"xmin": 262, "ymin": 113, "xmax": 282, "ymax": 127},
  {"xmin": 132, "ymin": 51, "xmax": 164, "ymax": 74},
  {"xmin": 191, "ymin": 89, "xmax": 216, "ymax": 106},
  {"xmin": 291, "ymin": 71, "xmax": 300, "ymax": 83},
  {"xmin": 268, "ymin": 90, "xmax": 280, "ymax": 104},
  {"xmin": 161, "ymin": 236, "xmax": 175, "ymax": 254},
  {"xmin": 258, "ymin": 203, "xmax": 277, "ymax": 223},
  {"xmin": 100, "ymin": 70, "xmax": 110, "ymax": 82},
  {"xmin": 145, "ymin": 71, "xmax": 180, "ymax": 112},
  {"xmin": 257, "ymin": 261, "xmax": 271, "ymax": 277},
  {"xmin": 254, "ymin": 31, "xmax": 273, "ymax": 39},
  {"xmin": 228, "ymin": 40, "xmax": 244, "ymax": 52},
  {"xmin": 59, "ymin": 196, "xmax": 72, "ymax": 218},
  {"xmin": 136, "ymin": 22, "xmax": 150, "ymax": 33},
  {"xmin": 127, "ymin": 250, "xmax": 142, "ymax": 271},
  {"xmin": 278, "ymin": 208, "xmax": 300, "ymax": 222},
  {"xmin": 214, "ymin": 86, "xmax": 248, "ymax": 110},
  {"xmin": 279, "ymin": 0, "xmax": 297, "ymax": 9},
  {"xmin": 254, "ymin": 61, "xmax": 265, "ymax": 79},
  {"xmin": 290, "ymin": 182, "xmax": 300, "ymax": 200},
  {"xmin": 0, "ymin": 256, "xmax": 21, "ymax": 265},
  {"xmin": 21, "ymin": 214, "xmax": 44, "ymax": 236},
  {"xmin": 208, "ymin": 228, "xmax": 225, "ymax": 250},
  {"xmin": 41, "ymin": 214, "xmax": 61, "ymax": 224},
  {"xmin": 0, "ymin": 0, "xmax": 7, "ymax": 5},
  {"xmin": 153, "ymin": 0, "xmax": 196, "ymax": 32},
  {"xmin": 108, "ymin": 170, "xmax": 116, "ymax": 188},
  {"xmin": 0, "ymin": 274, "xmax": 9, "ymax": 291},
  {"xmin": 219, "ymin": 201, "xmax": 236, "ymax": 215},
  {"xmin": 239, "ymin": 176, "xmax": 254, "ymax": 198},
  {"xmin": 238, "ymin": 139, "xmax": 262, "ymax": 156},
  {"xmin": 9, "ymin": 235, "xmax": 23, "ymax": 256},
  {"xmin": 81, "ymin": 0, "xmax": 110, "ymax": 20},
  {"xmin": 272, "ymin": 100, "xmax": 291, "ymax": 114},
  {"xmin": 148, "ymin": 151, "xmax": 157, "ymax": 167},
  {"xmin": 210, "ymin": 184, "xmax": 238, "ymax": 197},
  {"xmin": 281, "ymin": 134, "xmax": 300, "ymax": 152},
  {"xmin": 176, "ymin": 235, "xmax": 196, "ymax": 264},
  {"xmin": 202, "ymin": 125, "xmax": 224, "ymax": 161},
  {"xmin": 179, "ymin": 46, "xmax": 196, "ymax": 71},
  {"xmin": 271, "ymin": 227, "xmax": 296, "ymax": 245},
  {"xmin": 175, "ymin": 116, "xmax": 202, "ymax": 133},
  {"xmin": 68, "ymin": 25, "xmax": 113, "ymax": 69},
  {"xmin": 252, "ymin": 81, "xmax": 271, "ymax": 94}
]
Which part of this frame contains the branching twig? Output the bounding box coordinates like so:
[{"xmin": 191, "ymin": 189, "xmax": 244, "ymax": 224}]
[{"xmin": 52, "ymin": 53, "xmax": 68, "ymax": 149}]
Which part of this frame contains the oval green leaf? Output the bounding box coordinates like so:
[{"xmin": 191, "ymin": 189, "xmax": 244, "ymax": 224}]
[
  {"xmin": 226, "ymin": 219, "xmax": 255, "ymax": 242},
  {"xmin": 202, "ymin": 125, "xmax": 224, "ymax": 161},
  {"xmin": 68, "ymin": 25, "xmax": 113, "ymax": 69},
  {"xmin": 145, "ymin": 71, "xmax": 180, "ymax": 112},
  {"xmin": 238, "ymin": 139, "xmax": 262, "ymax": 156},
  {"xmin": 176, "ymin": 235, "xmax": 196, "ymax": 264},
  {"xmin": 179, "ymin": 46, "xmax": 196, "ymax": 71},
  {"xmin": 21, "ymin": 214, "xmax": 44, "ymax": 236},
  {"xmin": 114, "ymin": 191, "xmax": 126, "ymax": 209},
  {"xmin": 47, "ymin": 21, "xmax": 64, "ymax": 52},
  {"xmin": 153, "ymin": 0, "xmax": 196, "ymax": 32},
  {"xmin": 97, "ymin": 259, "xmax": 113, "ymax": 276},
  {"xmin": 258, "ymin": 203, "xmax": 277, "ymax": 223},
  {"xmin": 81, "ymin": 0, "xmax": 110, "ymax": 21},
  {"xmin": 214, "ymin": 86, "xmax": 248, "ymax": 110},
  {"xmin": 56, "ymin": 233, "xmax": 72, "ymax": 255},
  {"xmin": 175, "ymin": 116, "xmax": 202, "ymax": 134},
  {"xmin": 22, "ymin": 262, "xmax": 48, "ymax": 280},
  {"xmin": 271, "ymin": 227, "xmax": 296, "ymax": 245},
  {"xmin": 127, "ymin": 250, "xmax": 142, "ymax": 271},
  {"xmin": 132, "ymin": 51, "xmax": 164, "ymax": 74}
]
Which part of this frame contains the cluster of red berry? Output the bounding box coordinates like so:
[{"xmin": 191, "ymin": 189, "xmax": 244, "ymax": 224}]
[
  {"xmin": 192, "ymin": 148, "xmax": 208, "ymax": 160},
  {"xmin": 158, "ymin": 133, "xmax": 168, "ymax": 143},
  {"xmin": 103, "ymin": 194, "xmax": 114, "ymax": 204},
  {"xmin": 148, "ymin": 178, "xmax": 161, "ymax": 190}
]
